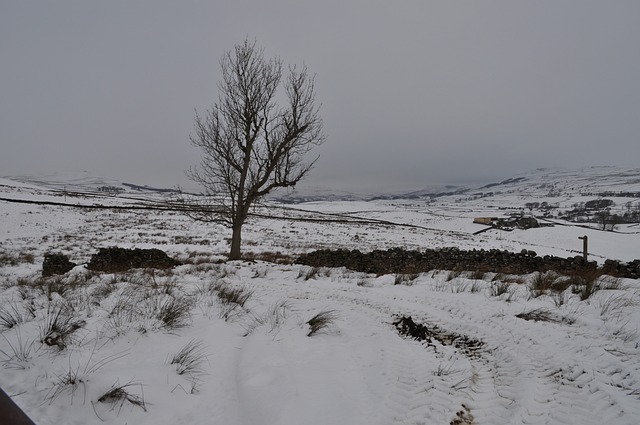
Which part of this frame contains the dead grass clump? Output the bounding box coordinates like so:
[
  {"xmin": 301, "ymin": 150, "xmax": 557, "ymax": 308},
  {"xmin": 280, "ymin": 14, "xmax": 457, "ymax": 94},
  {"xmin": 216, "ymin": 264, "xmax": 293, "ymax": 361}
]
[
  {"xmin": 168, "ymin": 339, "xmax": 208, "ymax": 377},
  {"xmin": 568, "ymin": 269, "xmax": 603, "ymax": 300},
  {"xmin": 0, "ymin": 250, "xmax": 35, "ymax": 267},
  {"xmin": 550, "ymin": 276, "xmax": 572, "ymax": 293},
  {"xmin": 445, "ymin": 270, "xmax": 462, "ymax": 282},
  {"xmin": 516, "ymin": 308, "xmax": 573, "ymax": 324},
  {"xmin": 244, "ymin": 251, "xmax": 294, "ymax": 264},
  {"xmin": 0, "ymin": 331, "xmax": 36, "ymax": 369},
  {"xmin": 211, "ymin": 281, "xmax": 253, "ymax": 321},
  {"xmin": 151, "ymin": 295, "xmax": 193, "ymax": 329},
  {"xmin": 298, "ymin": 266, "xmax": 320, "ymax": 281},
  {"xmin": 244, "ymin": 300, "xmax": 291, "ymax": 335},
  {"xmin": 491, "ymin": 273, "xmax": 506, "ymax": 282},
  {"xmin": 599, "ymin": 275, "xmax": 623, "ymax": 291},
  {"xmin": 307, "ymin": 310, "xmax": 338, "ymax": 337},
  {"xmin": 39, "ymin": 302, "xmax": 85, "ymax": 350},
  {"xmin": 212, "ymin": 281, "xmax": 252, "ymax": 307},
  {"xmin": 0, "ymin": 302, "xmax": 29, "ymax": 330},
  {"xmin": 489, "ymin": 281, "xmax": 511, "ymax": 297},
  {"xmin": 596, "ymin": 293, "xmax": 638, "ymax": 319},
  {"xmin": 516, "ymin": 308, "xmax": 554, "ymax": 322},
  {"xmin": 469, "ymin": 268, "xmax": 487, "ymax": 281},
  {"xmin": 510, "ymin": 275, "xmax": 527, "ymax": 285},
  {"xmin": 46, "ymin": 364, "xmax": 86, "ymax": 404},
  {"xmin": 394, "ymin": 273, "xmax": 420, "ymax": 286},
  {"xmin": 97, "ymin": 381, "xmax": 147, "ymax": 412},
  {"xmin": 531, "ymin": 271, "xmax": 558, "ymax": 292}
]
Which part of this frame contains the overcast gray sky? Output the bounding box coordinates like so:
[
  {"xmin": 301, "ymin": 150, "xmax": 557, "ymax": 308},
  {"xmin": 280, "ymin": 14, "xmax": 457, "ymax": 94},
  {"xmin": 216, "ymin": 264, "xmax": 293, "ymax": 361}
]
[{"xmin": 2, "ymin": 1, "xmax": 639, "ymax": 193}]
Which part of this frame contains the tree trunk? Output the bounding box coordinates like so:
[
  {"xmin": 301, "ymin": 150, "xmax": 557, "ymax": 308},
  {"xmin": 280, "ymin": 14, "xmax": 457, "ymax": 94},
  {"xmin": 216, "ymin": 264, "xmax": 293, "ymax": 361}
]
[{"xmin": 229, "ymin": 222, "xmax": 243, "ymax": 260}]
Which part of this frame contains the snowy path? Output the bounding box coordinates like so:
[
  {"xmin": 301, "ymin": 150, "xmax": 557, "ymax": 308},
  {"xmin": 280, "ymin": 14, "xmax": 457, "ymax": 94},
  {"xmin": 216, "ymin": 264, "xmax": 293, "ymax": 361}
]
[{"xmin": 241, "ymin": 267, "xmax": 640, "ymax": 425}]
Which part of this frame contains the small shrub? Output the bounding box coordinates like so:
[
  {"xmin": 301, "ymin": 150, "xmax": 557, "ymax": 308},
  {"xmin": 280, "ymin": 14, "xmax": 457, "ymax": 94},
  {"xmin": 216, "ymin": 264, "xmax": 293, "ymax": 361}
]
[{"xmin": 307, "ymin": 310, "xmax": 338, "ymax": 337}]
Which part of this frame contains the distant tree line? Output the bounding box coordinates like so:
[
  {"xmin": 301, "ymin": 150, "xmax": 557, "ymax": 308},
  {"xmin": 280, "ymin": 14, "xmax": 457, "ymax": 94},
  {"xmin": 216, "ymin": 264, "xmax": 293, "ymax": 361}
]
[{"xmin": 561, "ymin": 198, "xmax": 640, "ymax": 230}]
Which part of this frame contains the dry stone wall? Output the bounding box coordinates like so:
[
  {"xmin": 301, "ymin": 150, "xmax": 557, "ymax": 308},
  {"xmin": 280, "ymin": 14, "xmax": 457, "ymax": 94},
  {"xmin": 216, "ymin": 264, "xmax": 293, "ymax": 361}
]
[{"xmin": 296, "ymin": 247, "xmax": 640, "ymax": 279}]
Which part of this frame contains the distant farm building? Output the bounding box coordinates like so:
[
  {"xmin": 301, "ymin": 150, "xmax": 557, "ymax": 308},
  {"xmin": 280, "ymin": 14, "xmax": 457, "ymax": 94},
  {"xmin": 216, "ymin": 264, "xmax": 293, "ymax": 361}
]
[{"xmin": 473, "ymin": 217, "xmax": 499, "ymax": 225}]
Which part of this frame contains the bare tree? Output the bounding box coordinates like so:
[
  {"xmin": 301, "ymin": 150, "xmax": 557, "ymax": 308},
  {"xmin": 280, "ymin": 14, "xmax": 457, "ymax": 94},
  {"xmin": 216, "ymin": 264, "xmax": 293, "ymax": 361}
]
[{"xmin": 185, "ymin": 39, "xmax": 325, "ymax": 260}]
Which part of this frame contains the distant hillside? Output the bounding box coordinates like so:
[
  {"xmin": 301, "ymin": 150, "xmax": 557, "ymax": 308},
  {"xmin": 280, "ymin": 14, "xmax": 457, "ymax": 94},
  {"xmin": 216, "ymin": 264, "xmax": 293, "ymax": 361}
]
[
  {"xmin": 5, "ymin": 167, "xmax": 640, "ymax": 209},
  {"xmin": 3, "ymin": 171, "xmax": 182, "ymax": 196}
]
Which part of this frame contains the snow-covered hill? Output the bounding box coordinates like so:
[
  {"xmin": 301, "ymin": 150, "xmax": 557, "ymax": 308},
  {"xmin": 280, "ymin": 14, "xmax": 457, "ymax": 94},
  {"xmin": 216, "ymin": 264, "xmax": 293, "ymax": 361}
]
[
  {"xmin": 1, "ymin": 167, "xmax": 640, "ymax": 424},
  {"xmin": 3, "ymin": 171, "xmax": 182, "ymax": 196}
]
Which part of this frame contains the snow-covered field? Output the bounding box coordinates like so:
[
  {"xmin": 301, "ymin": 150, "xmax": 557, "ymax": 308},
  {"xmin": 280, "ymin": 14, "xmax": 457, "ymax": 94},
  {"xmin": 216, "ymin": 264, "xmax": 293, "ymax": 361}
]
[{"xmin": 1, "ymin": 173, "xmax": 640, "ymax": 424}]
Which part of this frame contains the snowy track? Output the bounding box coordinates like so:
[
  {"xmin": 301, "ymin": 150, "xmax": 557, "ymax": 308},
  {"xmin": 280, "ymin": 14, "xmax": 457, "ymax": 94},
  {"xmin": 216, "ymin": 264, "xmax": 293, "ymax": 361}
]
[{"xmin": 244, "ymin": 269, "xmax": 640, "ymax": 425}]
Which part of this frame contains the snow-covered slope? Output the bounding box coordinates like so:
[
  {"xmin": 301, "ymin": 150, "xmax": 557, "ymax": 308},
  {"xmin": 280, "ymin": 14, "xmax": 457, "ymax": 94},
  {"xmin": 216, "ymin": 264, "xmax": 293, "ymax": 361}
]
[
  {"xmin": 1, "ymin": 167, "xmax": 640, "ymax": 424},
  {"xmin": 3, "ymin": 171, "xmax": 181, "ymax": 196}
]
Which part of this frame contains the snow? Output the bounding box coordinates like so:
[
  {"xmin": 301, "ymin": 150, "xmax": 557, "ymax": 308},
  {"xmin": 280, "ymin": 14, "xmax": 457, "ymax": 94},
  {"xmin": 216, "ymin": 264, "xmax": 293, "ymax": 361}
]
[{"xmin": 1, "ymin": 173, "xmax": 640, "ymax": 424}]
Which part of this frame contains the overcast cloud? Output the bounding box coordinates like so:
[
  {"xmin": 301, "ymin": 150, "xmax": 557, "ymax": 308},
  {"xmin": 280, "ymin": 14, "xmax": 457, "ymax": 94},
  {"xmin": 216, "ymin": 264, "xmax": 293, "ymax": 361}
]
[{"xmin": 2, "ymin": 1, "xmax": 639, "ymax": 193}]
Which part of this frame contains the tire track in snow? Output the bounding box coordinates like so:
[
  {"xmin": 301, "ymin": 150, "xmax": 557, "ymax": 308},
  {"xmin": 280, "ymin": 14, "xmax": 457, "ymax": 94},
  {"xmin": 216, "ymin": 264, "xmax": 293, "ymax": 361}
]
[
  {"xmin": 247, "ymin": 275, "xmax": 470, "ymax": 424},
  {"xmin": 384, "ymin": 286, "xmax": 640, "ymax": 425},
  {"xmin": 245, "ymin": 268, "xmax": 640, "ymax": 424}
]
